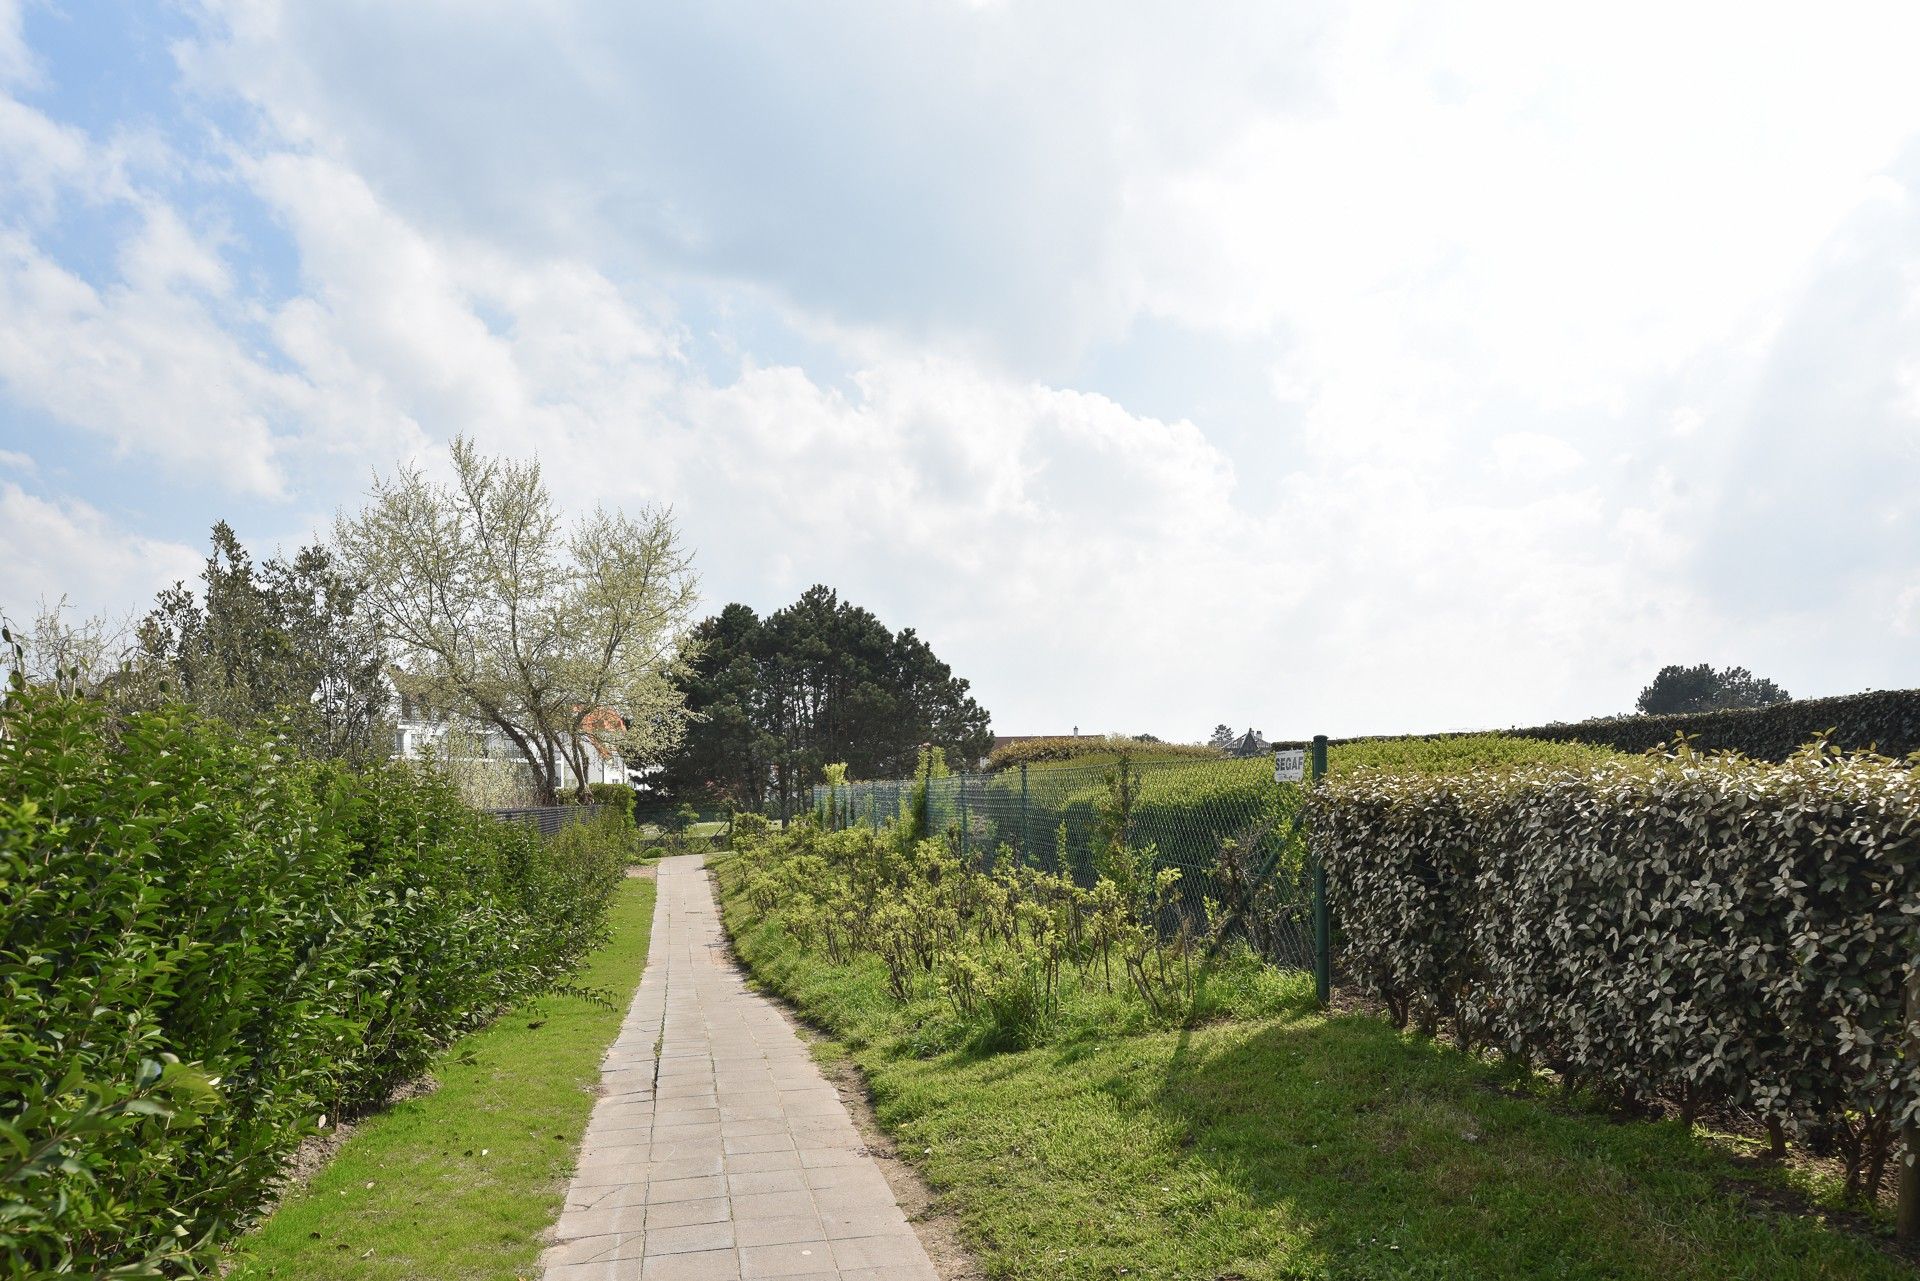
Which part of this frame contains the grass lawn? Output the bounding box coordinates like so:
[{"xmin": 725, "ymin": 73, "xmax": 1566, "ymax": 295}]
[
  {"xmin": 634, "ymin": 820, "xmax": 728, "ymax": 862},
  {"xmin": 716, "ymin": 863, "xmax": 1907, "ymax": 1281},
  {"xmin": 229, "ymin": 876, "xmax": 657, "ymax": 1281},
  {"xmin": 637, "ymin": 819, "xmax": 729, "ymax": 840}
]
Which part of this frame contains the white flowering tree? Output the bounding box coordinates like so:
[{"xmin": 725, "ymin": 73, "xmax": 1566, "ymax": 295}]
[{"xmin": 335, "ymin": 436, "xmax": 698, "ymax": 804}]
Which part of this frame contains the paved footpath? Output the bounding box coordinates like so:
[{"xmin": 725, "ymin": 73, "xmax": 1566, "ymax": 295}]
[{"xmin": 542, "ymin": 854, "xmax": 939, "ymax": 1281}]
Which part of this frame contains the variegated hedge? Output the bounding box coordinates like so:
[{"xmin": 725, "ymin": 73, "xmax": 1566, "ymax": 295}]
[{"xmin": 1310, "ymin": 743, "xmax": 1920, "ymax": 1200}]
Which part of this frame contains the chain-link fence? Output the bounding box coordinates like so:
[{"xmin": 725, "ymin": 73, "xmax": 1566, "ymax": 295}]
[
  {"xmin": 811, "ymin": 755, "xmax": 1321, "ymax": 970},
  {"xmin": 485, "ymin": 803, "xmax": 624, "ymax": 836}
]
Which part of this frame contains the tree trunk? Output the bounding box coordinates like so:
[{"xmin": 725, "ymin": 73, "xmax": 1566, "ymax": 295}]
[{"xmin": 481, "ymin": 709, "xmax": 551, "ymax": 806}]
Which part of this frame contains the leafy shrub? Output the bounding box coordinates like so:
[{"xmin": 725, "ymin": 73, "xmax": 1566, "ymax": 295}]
[
  {"xmin": 0, "ymin": 683, "xmax": 631, "ymax": 1276},
  {"xmin": 580, "ymin": 782, "xmax": 636, "ymax": 808},
  {"xmin": 731, "ymin": 810, "xmax": 774, "ymax": 846},
  {"xmin": 809, "ymin": 737, "xmax": 1614, "ymax": 979},
  {"xmin": 1311, "ymin": 742, "xmax": 1920, "ymax": 1201},
  {"xmin": 969, "ymin": 954, "xmax": 1058, "ymax": 1052},
  {"xmin": 716, "ymin": 778, "xmax": 1308, "ymax": 1056}
]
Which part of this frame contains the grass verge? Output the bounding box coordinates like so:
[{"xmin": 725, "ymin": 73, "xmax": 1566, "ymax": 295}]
[
  {"xmin": 713, "ymin": 856, "xmax": 1906, "ymax": 1281},
  {"xmin": 228, "ymin": 876, "xmax": 657, "ymax": 1281}
]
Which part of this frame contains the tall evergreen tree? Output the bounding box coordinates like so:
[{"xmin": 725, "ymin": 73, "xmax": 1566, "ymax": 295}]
[
  {"xmin": 658, "ymin": 586, "xmax": 991, "ymax": 813},
  {"xmin": 132, "ymin": 522, "xmax": 391, "ymax": 761},
  {"xmin": 1635, "ymin": 663, "xmax": 1790, "ymax": 715}
]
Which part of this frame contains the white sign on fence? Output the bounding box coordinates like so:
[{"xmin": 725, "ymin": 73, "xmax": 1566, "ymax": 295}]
[{"xmin": 1274, "ymin": 747, "xmax": 1306, "ymax": 783}]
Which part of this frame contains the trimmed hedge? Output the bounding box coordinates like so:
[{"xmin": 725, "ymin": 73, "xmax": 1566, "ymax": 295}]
[
  {"xmin": 1311, "ymin": 744, "xmax": 1920, "ymax": 1197},
  {"xmin": 1327, "ymin": 733, "xmax": 1621, "ymax": 775},
  {"xmin": 0, "ymin": 685, "xmax": 631, "ymax": 1276},
  {"xmin": 1505, "ymin": 688, "xmax": 1920, "ymax": 762}
]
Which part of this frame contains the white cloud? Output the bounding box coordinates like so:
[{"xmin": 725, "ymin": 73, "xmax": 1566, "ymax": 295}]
[
  {"xmin": 1489, "ymin": 433, "xmax": 1584, "ymax": 483},
  {"xmin": 119, "ymin": 202, "xmax": 232, "ymax": 295},
  {"xmin": 0, "ymin": 226, "xmax": 290, "ymax": 495},
  {"xmin": 0, "ymin": 92, "xmax": 108, "ymax": 213},
  {"xmin": 1896, "ymin": 581, "xmax": 1920, "ymax": 638},
  {"xmin": 2, "ymin": 2, "xmax": 1918, "ymax": 739},
  {"xmin": 0, "ymin": 0, "xmax": 35, "ymax": 91},
  {"xmin": 0, "ymin": 481, "xmax": 200, "ymax": 623}
]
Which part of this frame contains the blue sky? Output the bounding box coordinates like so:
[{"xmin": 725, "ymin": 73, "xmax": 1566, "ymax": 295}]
[{"xmin": 2, "ymin": 0, "xmax": 1916, "ymax": 740}]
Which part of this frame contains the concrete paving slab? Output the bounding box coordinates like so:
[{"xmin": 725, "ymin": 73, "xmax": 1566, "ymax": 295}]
[{"xmin": 543, "ymin": 854, "xmax": 938, "ymax": 1279}]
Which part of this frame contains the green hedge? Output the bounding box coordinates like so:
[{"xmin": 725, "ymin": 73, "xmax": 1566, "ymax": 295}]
[
  {"xmin": 0, "ymin": 685, "xmax": 631, "ymax": 1276},
  {"xmin": 1311, "ymin": 746, "xmax": 1920, "ymax": 1197},
  {"xmin": 576, "ymin": 781, "xmax": 636, "ymax": 807},
  {"xmin": 1502, "ymin": 688, "xmax": 1920, "ymax": 762}
]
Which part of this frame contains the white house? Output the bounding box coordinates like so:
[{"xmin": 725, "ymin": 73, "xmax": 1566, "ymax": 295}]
[{"xmin": 391, "ymin": 691, "xmax": 632, "ymax": 794}]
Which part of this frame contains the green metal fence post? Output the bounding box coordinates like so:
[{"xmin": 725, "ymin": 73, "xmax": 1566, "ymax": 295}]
[
  {"xmin": 1311, "ymin": 733, "xmax": 1331, "ymax": 1006},
  {"xmin": 958, "ymin": 773, "xmax": 970, "ymax": 861},
  {"xmin": 918, "ymin": 750, "xmax": 933, "ymax": 841},
  {"xmin": 1019, "ymin": 762, "xmax": 1030, "ymax": 866}
]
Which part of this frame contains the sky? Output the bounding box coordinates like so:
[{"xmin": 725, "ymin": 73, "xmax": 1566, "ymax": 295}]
[{"xmin": 0, "ymin": 0, "xmax": 1916, "ymax": 743}]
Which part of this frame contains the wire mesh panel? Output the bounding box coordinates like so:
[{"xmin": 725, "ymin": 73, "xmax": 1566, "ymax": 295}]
[
  {"xmin": 484, "ymin": 803, "xmax": 619, "ymax": 836},
  {"xmin": 810, "ymin": 756, "xmax": 1316, "ymax": 969}
]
